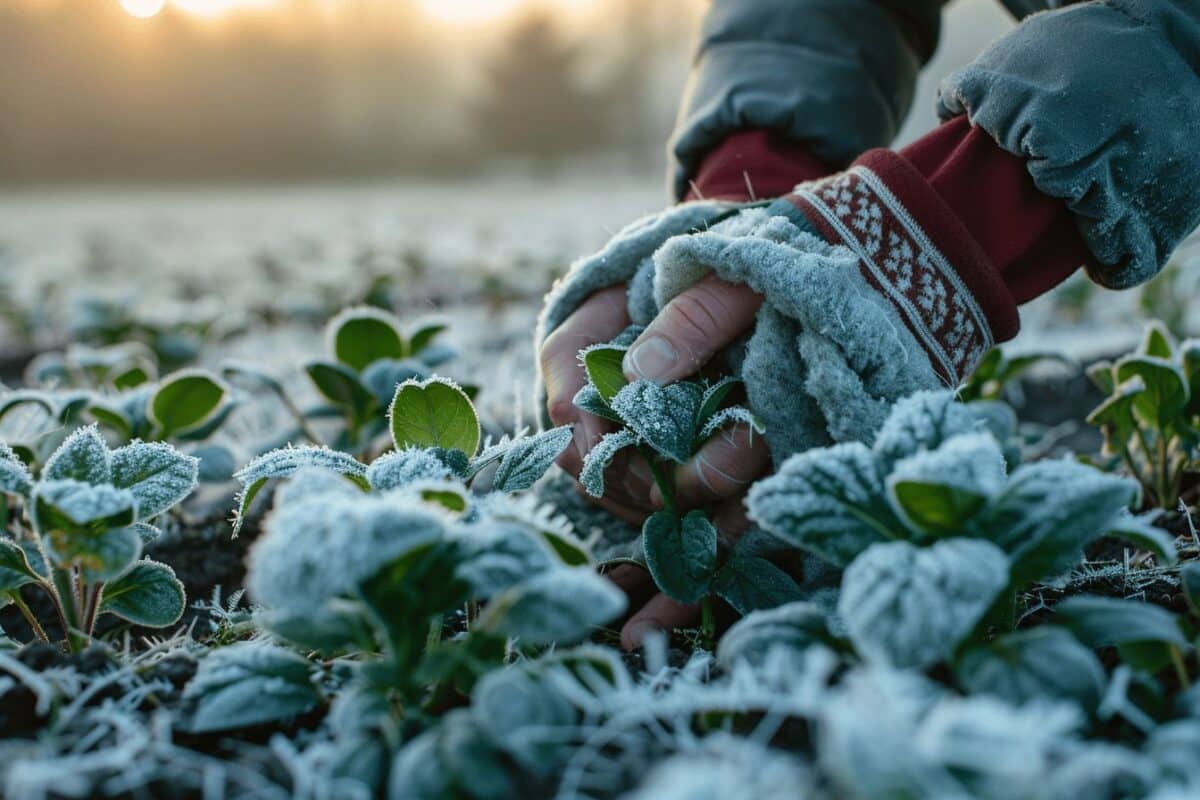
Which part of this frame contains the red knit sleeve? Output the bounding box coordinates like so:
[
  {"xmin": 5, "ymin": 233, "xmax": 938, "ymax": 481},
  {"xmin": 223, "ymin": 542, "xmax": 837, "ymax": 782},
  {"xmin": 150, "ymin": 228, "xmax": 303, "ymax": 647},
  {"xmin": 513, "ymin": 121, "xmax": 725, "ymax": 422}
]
[{"xmin": 684, "ymin": 129, "xmax": 832, "ymax": 203}]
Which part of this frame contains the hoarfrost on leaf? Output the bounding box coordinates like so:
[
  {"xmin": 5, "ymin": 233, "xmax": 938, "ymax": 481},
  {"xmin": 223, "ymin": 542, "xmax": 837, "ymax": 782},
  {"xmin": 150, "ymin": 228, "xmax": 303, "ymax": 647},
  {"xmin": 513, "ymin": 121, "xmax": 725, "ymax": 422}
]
[
  {"xmin": 838, "ymin": 538, "xmax": 1009, "ymax": 669},
  {"xmin": 479, "ymin": 567, "xmax": 626, "ymax": 645},
  {"xmin": 232, "ymin": 445, "xmax": 367, "ymax": 535},
  {"xmin": 0, "ymin": 442, "xmax": 33, "ymax": 497},
  {"xmin": 609, "ymin": 379, "xmax": 702, "ymax": 464},
  {"xmin": 185, "ymin": 641, "xmax": 320, "ymax": 733},
  {"xmin": 886, "ymin": 432, "xmax": 1007, "ymax": 536},
  {"xmin": 698, "ymin": 405, "xmax": 764, "ymax": 441},
  {"xmin": 871, "ymin": 390, "xmax": 983, "ymax": 469},
  {"xmin": 366, "ymin": 447, "xmax": 456, "ymax": 491},
  {"xmin": 491, "ymin": 426, "xmax": 573, "ymax": 492},
  {"xmin": 109, "ymin": 441, "xmax": 199, "ymax": 519},
  {"xmin": 33, "ymin": 479, "xmax": 137, "ymax": 532},
  {"xmin": 579, "ymin": 429, "xmax": 639, "ymax": 498},
  {"xmin": 955, "ymin": 627, "xmax": 1106, "ymax": 712},
  {"xmin": 41, "ymin": 424, "xmax": 111, "ymax": 485}
]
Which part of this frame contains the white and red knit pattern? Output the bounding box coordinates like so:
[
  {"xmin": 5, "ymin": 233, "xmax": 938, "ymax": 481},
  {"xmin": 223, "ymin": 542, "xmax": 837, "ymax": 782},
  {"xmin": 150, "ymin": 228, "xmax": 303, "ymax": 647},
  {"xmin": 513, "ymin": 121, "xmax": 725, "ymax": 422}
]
[{"xmin": 791, "ymin": 166, "xmax": 994, "ymax": 385}]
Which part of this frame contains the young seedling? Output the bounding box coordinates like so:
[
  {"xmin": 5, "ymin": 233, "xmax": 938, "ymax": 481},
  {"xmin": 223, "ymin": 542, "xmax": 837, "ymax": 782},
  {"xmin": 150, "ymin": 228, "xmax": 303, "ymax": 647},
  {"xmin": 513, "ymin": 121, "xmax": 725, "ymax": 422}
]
[
  {"xmin": 231, "ymin": 375, "xmax": 575, "ymax": 537},
  {"xmin": 302, "ymin": 307, "xmax": 462, "ymax": 454},
  {"xmin": 0, "ymin": 426, "xmax": 194, "ymax": 651},
  {"xmin": 1087, "ymin": 322, "xmax": 1200, "ymax": 508},
  {"xmin": 573, "ymin": 336, "xmax": 795, "ymax": 643}
]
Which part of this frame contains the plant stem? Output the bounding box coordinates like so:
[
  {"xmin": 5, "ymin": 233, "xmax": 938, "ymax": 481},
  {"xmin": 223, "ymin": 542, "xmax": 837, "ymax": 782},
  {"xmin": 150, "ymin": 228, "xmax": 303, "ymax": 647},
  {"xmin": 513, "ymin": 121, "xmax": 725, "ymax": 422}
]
[
  {"xmin": 700, "ymin": 597, "xmax": 715, "ymax": 651},
  {"xmin": 1171, "ymin": 644, "xmax": 1192, "ymax": 690},
  {"xmin": 9, "ymin": 592, "xmax": 50, "ymax": 644},
  {"xmin": 425, "ymin": 613, "xmax": 443, "ymax": 651},
  {"xmin": 51, "ymin": 567, "xmax": 86, "ymax": 652},
  {"xmin": 642, "ymin": 451, "xmax": 676, "ymax": 515}
]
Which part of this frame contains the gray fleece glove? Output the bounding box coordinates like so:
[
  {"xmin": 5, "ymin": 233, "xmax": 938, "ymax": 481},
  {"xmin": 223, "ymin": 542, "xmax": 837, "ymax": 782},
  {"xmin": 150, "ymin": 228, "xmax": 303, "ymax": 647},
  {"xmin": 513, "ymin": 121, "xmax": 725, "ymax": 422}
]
[{"xmin": 649, "ymin": 150, "xmax": 1019, "ymax": 464}]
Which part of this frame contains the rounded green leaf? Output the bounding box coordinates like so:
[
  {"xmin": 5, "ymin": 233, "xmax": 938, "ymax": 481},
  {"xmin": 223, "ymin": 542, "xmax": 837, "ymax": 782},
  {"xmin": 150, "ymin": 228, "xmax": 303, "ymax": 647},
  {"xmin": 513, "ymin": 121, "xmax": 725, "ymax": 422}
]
[
  {"xmin": 110, "ymin": 441, "xmax": 199, "ymax": 519},
  {"xmin": 1114, "ymin": 355, "xmax": 1189, "ymax": 429},
  {"xmin": 330, "ymin": 307, "xmax": 405, "ymax": 371},
  {"xmin": 389, "ymin": 377, "xmax": 480, "ymax": 457},
  {"xmin": 100, "ymin": 560, "xmax": 185, "ymax": 627},
  {"xmin": 407, "ymin": 320, "xmax": 448, "ymax": 357},
  {"xmin": 642, "ymin": 510, "xmax": 717, "ymax": 605},
  {"xmin": 582, "ymin": 345, "xmax": 629, "ymax": 403},
  {"xmin": 151, "ymin": 370, "xmax": 228, "ymax": 439},
  {"xmin": 305, "ymin": 360, "xmax": 377, "ymax": 420}
]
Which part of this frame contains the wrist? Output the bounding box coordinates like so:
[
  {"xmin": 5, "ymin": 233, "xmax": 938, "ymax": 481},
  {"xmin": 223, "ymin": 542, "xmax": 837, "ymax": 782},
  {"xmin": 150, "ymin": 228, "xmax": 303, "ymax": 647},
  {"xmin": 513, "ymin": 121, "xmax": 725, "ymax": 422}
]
[{"xmin": 684, "ymin": 129, "xmax": 832, "ymax": 203}]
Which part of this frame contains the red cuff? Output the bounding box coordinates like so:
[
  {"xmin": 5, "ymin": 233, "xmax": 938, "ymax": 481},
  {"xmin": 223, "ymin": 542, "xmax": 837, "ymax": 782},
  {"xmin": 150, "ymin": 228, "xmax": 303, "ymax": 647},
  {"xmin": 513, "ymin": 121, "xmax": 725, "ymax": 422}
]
[
  {"xmin": 684, "ymin": 130, "xmax": 832, "ymax": 202},
  {"xmin": 900, "ymin": 115, "xmax": 1096, "ymax": 305}
]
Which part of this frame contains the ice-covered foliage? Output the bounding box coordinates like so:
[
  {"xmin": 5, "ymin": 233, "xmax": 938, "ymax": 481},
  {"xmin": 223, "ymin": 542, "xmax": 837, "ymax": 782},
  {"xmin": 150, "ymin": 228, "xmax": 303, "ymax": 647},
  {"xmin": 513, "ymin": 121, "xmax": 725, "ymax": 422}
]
[
  {"xmin": 366, "ymin": 447, "xmax": 458, "ymax": 491},
  {"xmin": 184, "ymin": 641, "xmax": 321, "ymax": 733},
  {"xmin": 0, "ymin": 426, "xmax": 196, "ymax": 650}
]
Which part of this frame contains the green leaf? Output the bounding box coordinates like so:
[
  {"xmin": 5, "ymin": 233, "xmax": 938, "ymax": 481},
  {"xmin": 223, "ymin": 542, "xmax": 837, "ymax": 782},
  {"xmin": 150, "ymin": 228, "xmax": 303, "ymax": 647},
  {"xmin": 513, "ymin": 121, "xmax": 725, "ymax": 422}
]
[
  {"xmin": 33, "ymin": 480, "xmax": 136, "ymax": 535},
  {"xmin": 100, "ymin": 560, "xmax": 185, "ymax": 627},
  {"xmin": 713, "ymin": 554, "xmax": 804, "ymax": 615},
  {"xmin": 538, "ymin": 528, "xmax": 592, "ymax": 567},
  {"xmin": 87, "ymin": 404, "xmax": 134, "ymax": 440},
  {"xmin": 42, "ymin": 425, "xmax": 111, "ymax": 485},
  {"xmin": 1114, "ymin": 355, "xmax": 1190, "ymax": 430},
  {"xmin": 1086, "ymin": 360, "xmax": 1116, "ymax": 395},
  {"xmin": 1140, "ymin": 321, "xmax": 1176, "ymax": 360},
  {"xmin": 578, "ymin": 429, "xmax": 639, "ymax": 498},
  {"xmin": 1105, "ymin": 513, "xmax": 1178, "ymax": 564},
  {"xmin": 886, "ymin": 432, "xmax": 1006, "ymax": 537},
  {"xmin": 150, "ymin": 370, "xmax": 228, "ymax": 439},
  {"xmin": 610, "ymin": 380, "xmax": 703, "ymax": 464},
  {"xmin": 305, "ymin": 360, "xmax": 376, "ymax": 422},
  {"xmin": 112, "ymin": 364, "xmax": 152, "ymax": 391},
  {"xmin": 955, "ymin": 627, "xmax": 1106, "ymax": 712},
  {"xmin": 642, "ymin": 510, "xmax": 717, "ymax": 605},
  {"xmin": 838, "ymin": 538, "xmax": 1010, "ymax": 669},
  {"xmin": 420, "ymin": 485, "xmax": 469, "ymax": 513},
  {"xmin": 185, "ymin": 641, "xmax": 320, "ymax": 733},
  {"xmin": 717, "ymin": 602, "xmax": 833, "ymax": 668},
  {"xmin": 407, "ymin": 320, "xmax": 448, "ymax": 356},
  {"xmin": 747, "ymin": 442, "xmax": 896, "ymax": 567},
  {"xmin": 0, "ymin": 443, "xmax": 33, "ymax": 497},
  {"xmin": 109, "ymin": 441, "xmax": 199, "ymax": 519},
  {"xmin": 66, "ymin": 525, "xmax": 142, "ymax": 582},
  {"xmin": 1087, "ymin": 376, "xmax": 1145, "ymax": 448},
  {"xmin": 1054, "ymin": 596, "xmax": 1188, "ymax": 672},
  {"xmin": 0, "ymin": 539, "xmax": 39, "ymax": 592},
  {"xmin": 479, "ymin": 567, "xmax": 625, "ymax": 646},
  {"xmin": 571, "ymin": 383, "xmax": 622, "ymax": 423},
  {"xmin": 329, "ymin": 307, "xmax": 406, "ymax": 371},
  {"xmin": 581, "ymin": 345, "xmax": 629, "ymax": 403},
  {"xmin": 492, "ymin": 427, "xmax": 573, "ymax": 493},
  {"xmin": 695, "ymin": 376, "xmax": 742, "ymax": 430},
  {"xmin": 389, "ymin": 377, "xmax": 480, "ymax": 458},
  {"xmin": 1180, "ymin": 339, "xmax": 1200, "ymax": 412}
]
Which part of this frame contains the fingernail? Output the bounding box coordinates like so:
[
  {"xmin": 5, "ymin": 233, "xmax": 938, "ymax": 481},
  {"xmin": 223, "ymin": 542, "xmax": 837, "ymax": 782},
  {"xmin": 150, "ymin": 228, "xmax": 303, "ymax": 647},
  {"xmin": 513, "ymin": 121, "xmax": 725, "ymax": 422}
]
[{"xmin": 625, "ymin": 336, "xmax": 677, "ymax": 384}]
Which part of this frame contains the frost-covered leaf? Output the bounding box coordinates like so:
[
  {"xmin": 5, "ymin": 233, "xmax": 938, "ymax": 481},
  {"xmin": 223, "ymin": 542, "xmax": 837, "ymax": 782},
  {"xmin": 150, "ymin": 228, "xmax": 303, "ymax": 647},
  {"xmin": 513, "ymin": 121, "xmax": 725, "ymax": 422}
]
[
  {"xmin": 0, "ymin": 443, "xmax": 33, "ymax": 497},
  {"xmin": 492, "ymin": 426, "xmax": 573, "ymax": 492},
  {"xmin": 150, "ymin": 369, "xmax": 228, "ymax": 439},
  {"xmin": 480, "ymin": 567, "xmax": 625, "ymax": 645},
  {"xmin": 747, "ymin": 442, "xmax": 895, "ymax": 566},
  {"xmin": 955, "ymin": 627, "xmax": 1106, "ymax": 712},
  {"xmin": 454, "ymin": 522, "xmax": 558, "ymax": 597},
  {"xmin": 329, "ymin": 306, "xmax": 405, "ymax": 371},
  {"xmin": 361, "ymin": 357, "xmax": 427, "ymax": 406},
  {"xmin": 872, "ymin": 390, "xmax": 983, "ymax": 469},
  {"xmin": 581, "ymin": 344, "xmax": 629, "ymax": 403},
  {"xmin": 698, "ymin": 405, "xmax": 764, "ymax": 441},
  {"xmin": 389, "ymin": 730, "xmax": 455, "ymax": 800},
  {"xmin": 0, "ymin": 539, "xmax": 39, "ymax": 592},
  {"xmin": 1105, "ymin": 512, "xmax": 1178, "ymax": 564},
  {"xmin": 717, "ymin": 602, "xmax": 833, "ymax": 668},
  {"xmin": 389, "ymin": 377, "xmax": 480, "ymax": 457},
  {"xmin": 610, "ymin": 380, "xmax": 702, "ymax": 463},
  {"xmin": 887, "ymin": 432, "xmax": 1006, "ymax": 536},
  {"xmin": 713, "ymin": 553, "xmax": 805, "ymax": 615},
  {"xmin": 838, "ymin": 539, "xmax": 1009, "ymax": 669},
  {"xmin": 571, "ymin": 383, "xmax": 622, "ymax": 423},
  {"xmin": 972, "ymin": 459, "xmax": 1138, "ymax": 586},
  {"xmin": 643, "ymin": 510, "xmax": 717, "ymax": 605},
  {"xmin": 42, "ymin": 424, "xmax": 111, "ymax": 485},
  {"xmin": 696, "ymin": 376, "xmax": 742, "ymax": 430},
  {"xmin": 185, "ymin": 641, "xmax": 320, "ymax": 733},
  {"xmin": 470, "ymin": 660, "xmax": 579, "ymax": 773},
  {"xmin": 109, "ymin": 441, "xmax": 198, "ymax": 519},
  {"xmin": 1054, "ymin": 595, "xmax": 1187, "ymax": 650},
  {"xmin": 232, "ymin": 446, "xmax": 368, "ymax": 535},
  {"xmin": 33, "ymin": 479, "xmax": 136, "ymax": 534},
  {"xmin": 366, "ymin": 447, "xmax": 456, "ymax": 491},
  {"xmin": 579, "ymin": 429, "xmax": 639, "ymax": 498},
  {"xmin": 100, "ymin": 560, "xmax": 185, "ymax": 626}
]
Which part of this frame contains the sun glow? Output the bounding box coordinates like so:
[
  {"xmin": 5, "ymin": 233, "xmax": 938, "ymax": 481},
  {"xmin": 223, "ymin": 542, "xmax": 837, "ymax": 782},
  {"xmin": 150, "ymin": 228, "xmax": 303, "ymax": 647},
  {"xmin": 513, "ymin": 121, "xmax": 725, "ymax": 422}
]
[
  {"xmin": 416, "ymin": 0, "xmax": 528, "ymax": 25},
  {"xmin": 120, "ymin": 0, "xmax": 166, "ymax": 18}
]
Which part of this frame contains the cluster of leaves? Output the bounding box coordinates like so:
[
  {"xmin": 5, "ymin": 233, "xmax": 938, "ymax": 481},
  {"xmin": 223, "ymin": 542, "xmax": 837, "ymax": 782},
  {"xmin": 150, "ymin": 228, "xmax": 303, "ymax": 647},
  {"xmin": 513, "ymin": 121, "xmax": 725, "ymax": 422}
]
[
  {"xmin": 746, "ymin": 390, "xmax": 1186, "ymax": 702},
  {"xmin": 1088, "ymin": 322, "xmax": 1200, "ymax": 509},
  {"xmin": 298, "ymin": 307, "xmax": 462, "ymax": 454},
  {"xmin": 571, "ymin": 333, "xmax": 794, "ymax": 633},
  {"xmin": 0, "ymin": 426, "xmax": 194, "ymax": 651},
  {"xmin": 958, "ymin": 346, "xmax": 1068, "ymax": 404}
]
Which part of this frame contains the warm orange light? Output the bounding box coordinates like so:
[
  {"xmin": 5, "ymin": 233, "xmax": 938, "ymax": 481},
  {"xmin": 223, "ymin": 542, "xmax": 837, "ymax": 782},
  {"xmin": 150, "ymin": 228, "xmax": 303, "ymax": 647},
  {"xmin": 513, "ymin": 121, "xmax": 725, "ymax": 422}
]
[
  {"xmin": 120, "ymin": 0, "xmax": 166, "ymax": 18},
  {"xmin": 170, "ymin": 0, "xmax": 279, "ymax": 17},
  {"xmin": 417, "ymin": 0, "xmax": 527, "ymax": 25}
]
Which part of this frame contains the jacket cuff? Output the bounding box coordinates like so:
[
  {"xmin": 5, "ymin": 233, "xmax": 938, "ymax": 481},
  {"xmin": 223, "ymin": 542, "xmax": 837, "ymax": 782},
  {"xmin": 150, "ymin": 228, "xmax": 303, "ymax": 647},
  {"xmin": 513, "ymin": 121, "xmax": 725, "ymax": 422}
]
[
  {"xmin": 684, "ymin": 129, "xmax": 833, "ymax": 202},
  {"xmin": 779, "ymin": 148, "xmax": 1019, "ymax": 385},
  {"xmin": 900, "ymin": 115, "xmax": 1096, "ymax": 304}
]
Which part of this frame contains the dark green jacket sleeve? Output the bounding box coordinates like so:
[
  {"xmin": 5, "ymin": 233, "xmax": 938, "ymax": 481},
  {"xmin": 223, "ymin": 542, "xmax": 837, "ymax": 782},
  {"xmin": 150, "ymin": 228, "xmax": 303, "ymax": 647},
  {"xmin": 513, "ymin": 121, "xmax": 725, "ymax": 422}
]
[
  {"xmin": 938, "ymin": 0, "xmax": 1200, "ymax": 289},
  {"xmin": 668, "ymin": 0, "xmax": 944, "ymax": 199}
]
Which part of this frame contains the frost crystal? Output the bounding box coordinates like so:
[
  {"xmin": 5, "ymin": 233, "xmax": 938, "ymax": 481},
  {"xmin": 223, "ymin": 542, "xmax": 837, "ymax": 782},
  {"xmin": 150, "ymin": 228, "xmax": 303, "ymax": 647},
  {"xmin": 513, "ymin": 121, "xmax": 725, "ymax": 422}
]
[
  {"xmin": 610, "ymin": 379, "xmax": 702, "ymax": 463},
  {"xmin": 0, "ymin": 443, "xmax": 33, "ymax": 496},
  {"xmin": 492, "ymin": 426, "xmax": 573, "ymax": 492},
  {"xmin": 366, "ymin": 447, "xmax": 455, "ymax": 491},
  {"xmin": 699, "ymin": 405, "xmax": 764, "ymax": 440},
  {"xmin": 109, "ymin": 441, "xmax": 199, "ymax": 519},
  {"xmin": 872, "ymin": 390, "xmax": 983, "ymax": 468},
  {"xmin": 33, "ymin": 479, "xmax": 137, "ymax": 528}
]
